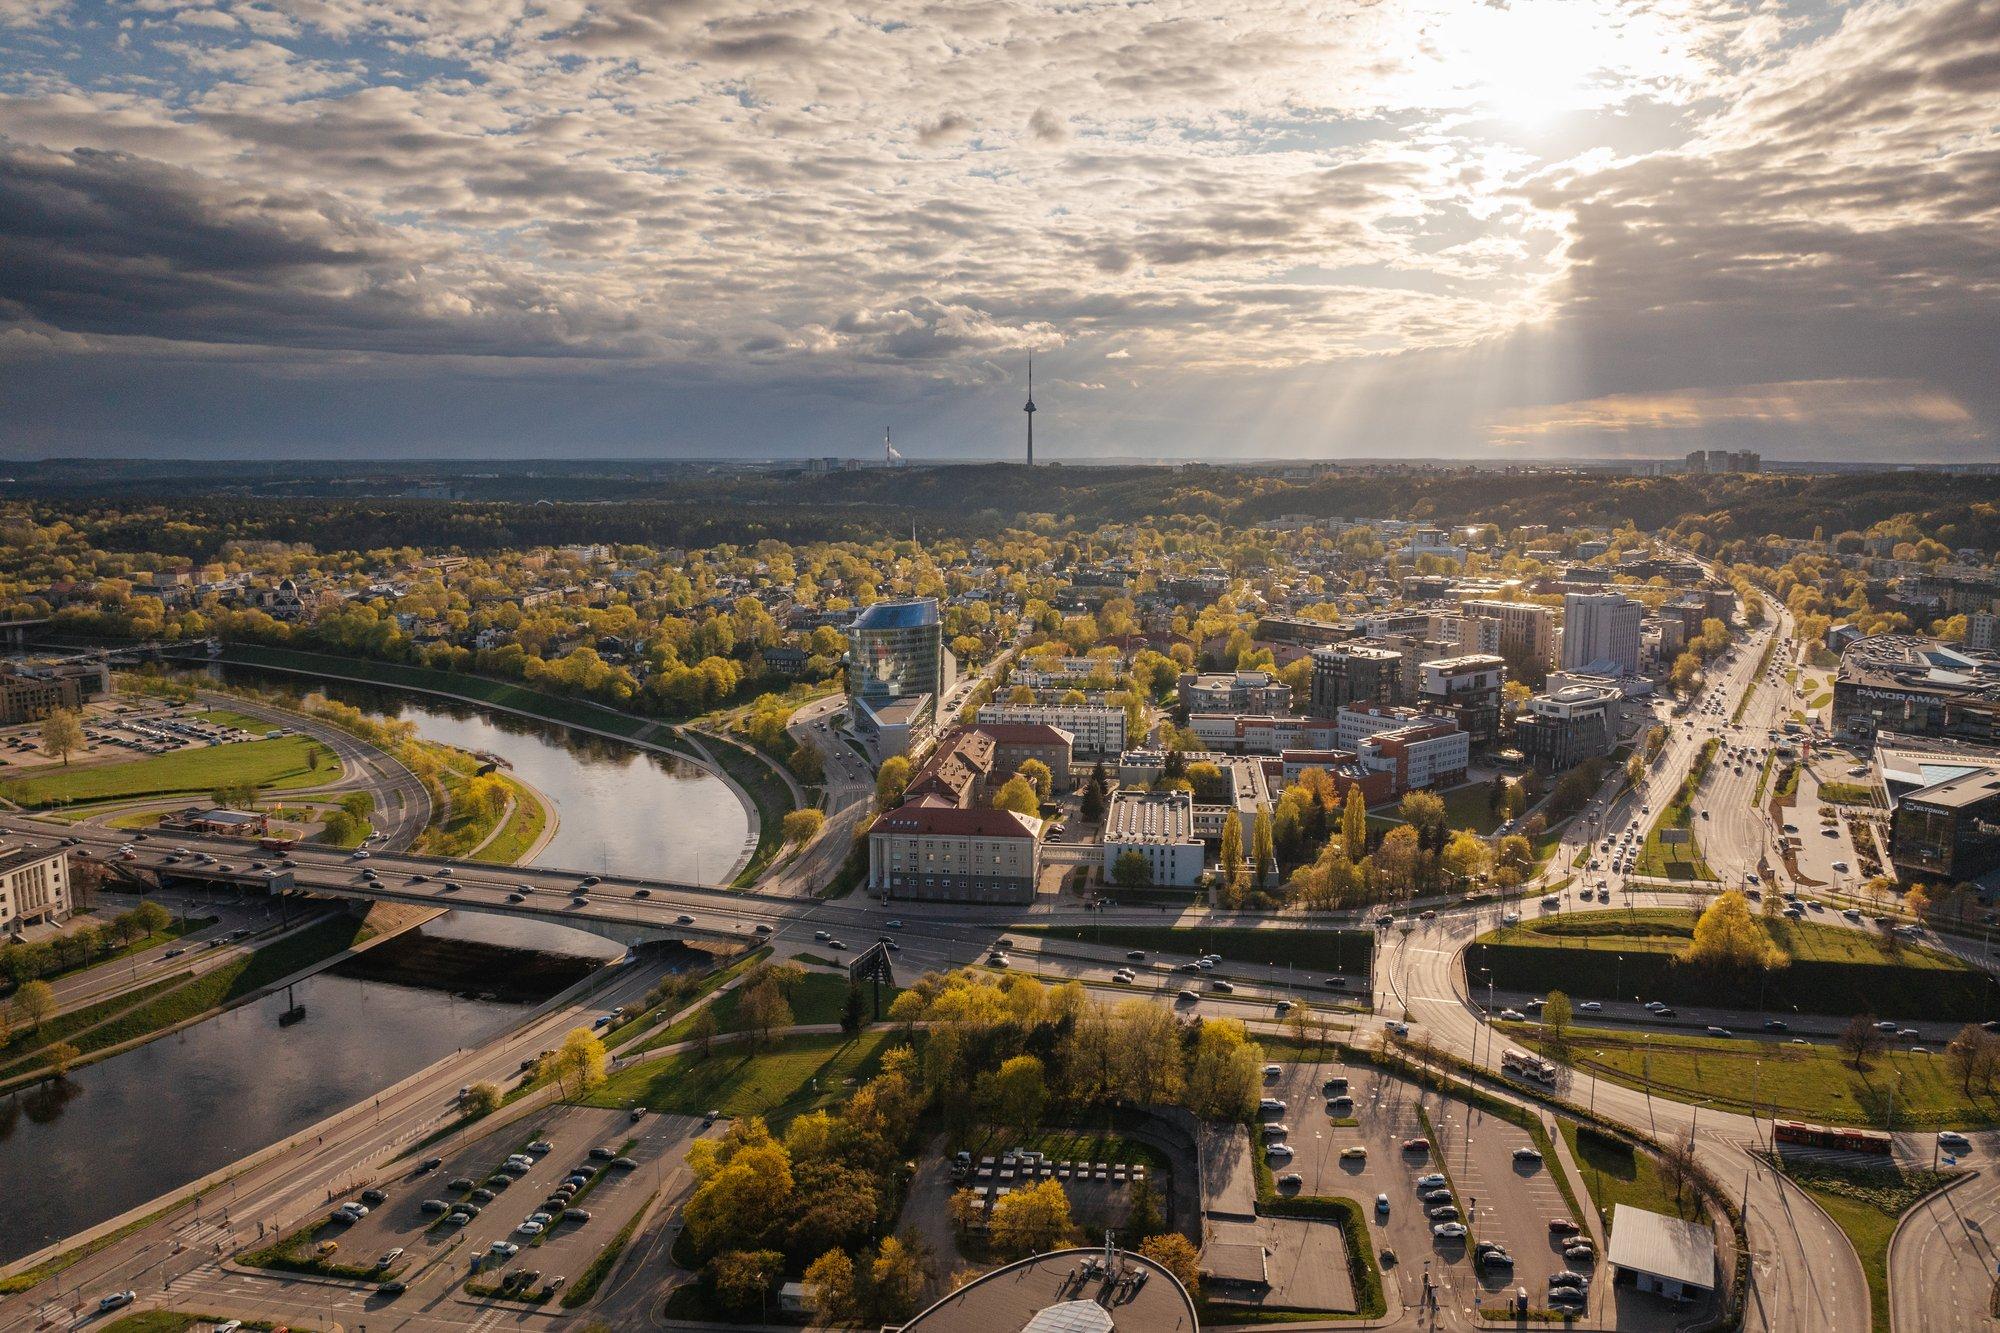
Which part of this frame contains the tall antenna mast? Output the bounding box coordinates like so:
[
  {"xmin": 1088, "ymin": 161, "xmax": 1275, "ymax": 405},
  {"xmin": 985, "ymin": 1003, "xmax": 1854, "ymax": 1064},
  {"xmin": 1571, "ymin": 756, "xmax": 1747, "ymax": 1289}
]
[{"xmin": 1024, "ymin": 354, "xmax": 1037, "ymax": 466}]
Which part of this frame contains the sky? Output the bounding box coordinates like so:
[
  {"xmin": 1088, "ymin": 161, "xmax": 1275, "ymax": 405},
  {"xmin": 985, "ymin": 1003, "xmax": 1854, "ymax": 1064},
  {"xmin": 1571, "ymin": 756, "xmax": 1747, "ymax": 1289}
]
[{"xmin": 0, "ymin": 0, "xmax": 1996, "ymax": 463}]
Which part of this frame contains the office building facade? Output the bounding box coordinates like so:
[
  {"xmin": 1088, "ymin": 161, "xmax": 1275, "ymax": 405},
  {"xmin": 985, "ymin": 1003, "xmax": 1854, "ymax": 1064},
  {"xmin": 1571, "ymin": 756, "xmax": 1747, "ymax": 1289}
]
[{"xmin": 1561, "ymin": 592, "xmax": 1644, "ymax": 675}]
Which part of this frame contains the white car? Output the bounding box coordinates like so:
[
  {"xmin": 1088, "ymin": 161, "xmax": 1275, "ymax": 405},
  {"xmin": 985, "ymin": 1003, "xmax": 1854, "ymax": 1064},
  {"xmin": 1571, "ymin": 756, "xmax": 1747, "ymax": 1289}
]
[
  {"xmin": 1578, "ymin": 1001, "xmax": 1602, "ymax": 1012},
  {"xmin": 489, "ymin": 1240, "xmax": 521, "ymax": 1257},
  {"xmin": 1433, "ymin": 1221, "xmax": 1468, "ymax": 1239},
  {"xmin": 516, "ymin": 1220, "xmax": 545, "ymax": 1236}
]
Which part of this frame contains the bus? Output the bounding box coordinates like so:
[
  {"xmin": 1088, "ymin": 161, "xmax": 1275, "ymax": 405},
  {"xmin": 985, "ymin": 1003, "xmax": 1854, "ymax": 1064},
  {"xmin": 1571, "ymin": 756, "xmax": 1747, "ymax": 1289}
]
[
  {"xmin": 1502, "ymin": 1048, "xmax": 1557, "ymax": 1085},
  {"xmin": 258, "ymin": 836, "xmax": 299, "ymax": 853},
  {"xmin": 1773, "ymin": 1120, "xmax": 1892, "ymax": 1155}
]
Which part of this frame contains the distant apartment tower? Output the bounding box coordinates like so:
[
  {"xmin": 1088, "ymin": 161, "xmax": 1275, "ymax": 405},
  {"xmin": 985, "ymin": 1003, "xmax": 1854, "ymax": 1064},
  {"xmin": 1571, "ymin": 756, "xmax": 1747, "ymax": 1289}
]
[
  {"xmin": 847, "ymin": 598, "xmax": 952, "ymax": 755},
  {"xmin": 1684, "ymin": 449, "xmax": 1762, "ymax": 474},
  {"xmin": 1457, "ymin": 600, "xmax": 1556, "ymax": 677},
  {"xmin": 1417, "ymin": 654, "xmax": 1506, "ymax": 747},
  {"xmin": 1561, "ymin": 592, "xmax": 1644, "ymax": 676},
  {"xmin": 1969, "ymin": 610, "xmax": 1999, "ymax": 653},
  {"xmin": 1308, "ymin": 643, "xmax": 1403, "ymax": 718}
]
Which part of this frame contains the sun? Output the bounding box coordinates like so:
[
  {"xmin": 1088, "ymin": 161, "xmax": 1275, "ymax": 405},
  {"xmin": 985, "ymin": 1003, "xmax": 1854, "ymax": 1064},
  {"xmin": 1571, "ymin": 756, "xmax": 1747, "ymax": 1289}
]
[{"xmin": 1414, "ymin": 0, "xmax": 1680, "ymax": 125}]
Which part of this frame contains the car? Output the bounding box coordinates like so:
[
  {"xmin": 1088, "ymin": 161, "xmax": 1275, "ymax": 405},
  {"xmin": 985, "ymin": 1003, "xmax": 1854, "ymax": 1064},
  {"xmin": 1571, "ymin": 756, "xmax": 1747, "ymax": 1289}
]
[
  {"xmin": 1259, "ymin": 1097, "xmax": 1287, "ymax": 1113},
  {"xmin": 377, "ymin": 1280, "xmax": 408, "ymax": 1296},
  {"xmin": 1415, "ymin": 1172, "xmax": 1446, "ymax": 1189},
  {"xmin": 563, "ymin": 1207, "xmax": 593, "ymax": 1221},
  {"xmin": 1644, "ymin": 1000, "xmax": 1666, "ymax": 1011},
  {"xmin": 1376, "ymin": 1193, "xmax": 1390, "ymax": 1213},
  {"xmin": 1940, "ymin": 1131, "xmax": 1971, "ymax": 1150},
  {"xmin": 1432, "ymin": 1222, "xmax": 1468, "ymax": 1239},
  {"xmin": 449, "ymin": 1175, "xmax": 476, "ymax": 1190},
  {"xmin": 814, "ymin": 930, "xmax": 830, "ymax": 941},
  {"xmin": 1764, "ymin": 1019, "xmax": 1789, "ymax": 1031},
  {"xmin": 1403, "ymin": 1136, "xmax": 1430, "ymax": 1153},
  {"xmin": 1513, "ymin": 1147, "xmax": 1543, "ymax": 1164},
  {"xmin": 1876, "ymin": 1019, "xmax": 1901, "ymax": 1032},
  {"xmin": 97, "ymin": 1292, "xmax": 137, "ymax": 1313},
  {"xmin": 376, "ymin": 1247, "xmax": 405, "ymax": 1268},
  {"xmin": 1421, "ymin": 1187, "xmax": 1453, "ymax": 1204},
  {"xmin": 1549, "ymin": 1217, "xmax": 1581, "ymax": 1235},
  {"xmin": 1126, "ymin": 949, "xmax": 1146, "ymax": 960},
  {"xmin": 753, "ymin": 923, "xmax": 773, "ymax": 935},
  {"xmin": 1112, "ymin": 969, "xmax": 1134, "ymax": 984},
  {"xmin": 470, "ymin": 1187, "xmax": 497, "ymax": 1202},
  {"xmin": 1578, "ymin": 1001, "xmax": 1601, "ymax": 1012},
  {"xmin": 677, "ymin": 913, "xmax": 696, "ymax": 925},
  {"xmin": 420, "ymin": 1198, "xmax": 450, "ymax": 1213},
  {"xmin": 508, "ymin": 891, "xmax": 527, "ymax": 902},
  {"xmin": 1262, "ymin": 1123, "xmax": 1290, "ymax": 1139},
  {"xmin": 361, "ymin": 1187, "xmax": 387, "ymax": 1205},
  {"xmin": 1498, "ymin": 1008, "xmax": 1526, "ymax": 1021},
  {"xmin": 1479, "ymin": 1248, "xmax": 1516, "ymax": 1267},
  {"xmin": 490, "ymin": 1240, "xmax": 521, "ymax": 1257},
  {"xmin": 1211, "ymin": 979, "xmax": 1235, "ymax": 993},
  {"xmin": 163, "ymin": 947, "xmax": 186, "ymax": 958},
  {"xmin": 1655, "ymin": 1007, "xmax": 1678, "ymax": 1018},
  {"xmin": 1340, "ymin": 1146, "xmax": 1368, "ymax": 1161},
  {"xmin": 1267, "ymin": 1142, "xmax": 1294, "ymax": 1159}
]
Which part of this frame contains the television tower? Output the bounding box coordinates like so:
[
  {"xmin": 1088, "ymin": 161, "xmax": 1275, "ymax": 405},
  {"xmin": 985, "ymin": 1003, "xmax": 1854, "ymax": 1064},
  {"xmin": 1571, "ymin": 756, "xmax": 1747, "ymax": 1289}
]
[{"xmin": 1023, "ymin": 355, "xmax": 1037, "ymax": 466}]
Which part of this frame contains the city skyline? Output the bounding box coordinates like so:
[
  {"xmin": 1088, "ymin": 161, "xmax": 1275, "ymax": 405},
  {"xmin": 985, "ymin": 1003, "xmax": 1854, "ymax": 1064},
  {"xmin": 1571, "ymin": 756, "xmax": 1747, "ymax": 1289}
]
[{"xmin": 1, "ymin": 0, "xmax": 1995, "ymax": 463}]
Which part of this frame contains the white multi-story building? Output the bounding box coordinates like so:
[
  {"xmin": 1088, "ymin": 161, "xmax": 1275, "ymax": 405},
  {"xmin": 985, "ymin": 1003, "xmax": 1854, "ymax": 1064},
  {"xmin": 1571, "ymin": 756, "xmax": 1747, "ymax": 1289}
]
[
  {"xmin": 977, "ymin": 704, "xmax": 1126, "ymax": 756},
  {"xmin": 0, "ymin": 844, "xmax": 72, "ymax": 934},
  {"xmin": 1178, "ymin": 671, "xmax": 1294, "ymax": 713},
  {"xmin": 1561, "ymin": 592, "xmax": 1644, "ymax": 675},
  {"xmin": 1970, "ymin": 610, "xmax": 1999, "ymax": 653},
  {"xmin": 1100, "ymin": 790, "xmax": 1206, "ymax": 887},
  {"xmin": 1335, "ymin": 703, "xmax": 1452, "ymax": 750}
]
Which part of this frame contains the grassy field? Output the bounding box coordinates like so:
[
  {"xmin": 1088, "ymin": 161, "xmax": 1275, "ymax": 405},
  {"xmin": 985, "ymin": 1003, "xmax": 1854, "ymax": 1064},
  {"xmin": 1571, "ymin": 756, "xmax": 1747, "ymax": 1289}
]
[
  {"xmin": 1559, "ymin": 1119, "xmax": 1699, "ymax": 1229},
  {"xmin": 1368, "ymin": 781, "xmax": 1510, "ymax": 835},
  {"xmin": 1015, "ymin": 923, "xmax": 1373, "ymax": 977},
  {"xmin": 1818, "ymin": 781, "xmax": 1880, "ymax": 807},
  {"xmin": 1514, "ymin": 1022, "xmax": 2000, "ymax": 1128},
  {"xmin": 581, "ymin": 1030, "xmax": 899, "ymax": 1126},
  {"xmin": 1772, "ymin": 1153, "xmax": 1956, "ymax": 1332},
  {"xmin": 472, "ymin": 774, "xmax": 547, "ymax": 863},
  {"xmin": 192, "ymin": 708, "xmax": 268, "ymax": 731},
  {"xmin": 0, "ymin": 733, "xmax": 336, "ymax": 808},
  {"xmin": 696, "ymin": 732, "xmax": 794, "ymax": 887},
  {"xmin": 1468, "ymin": 907, "xmax": 1992, "ymax": 1018}
]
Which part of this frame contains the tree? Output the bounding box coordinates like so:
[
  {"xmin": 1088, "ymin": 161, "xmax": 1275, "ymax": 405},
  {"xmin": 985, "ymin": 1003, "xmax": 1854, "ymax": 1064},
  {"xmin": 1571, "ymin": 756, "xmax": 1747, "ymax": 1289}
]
[
  {"xmin": 461, "ymin": 1081, "xmax": 504, "ymax": 1117},
  {"xmin": 977, "ymin": 1054, "xmax": 1048, "ymax": 1135},
  {"xmin": 685, "ymin": 1120, "xmax": 795, "ymax": 1256},
  {"xmin": 42, "ymin": 1040, "xmax": 81, "ymax": 1078},
  {"xmin": 711, "ymin": 1248, "xmax": 785, "ymax": 1317},
  {"xmin": 869, "ymin": 1235, "xmax": 930, "ymax": 1323},
  {"xmin": 1440, "ymin": 831, "xmax": 1493, "ymax": 886},
  {"xmin": 1220, "ymin": 810, "xmax": 1244, "ymax": 881},
  {"xmin": 802, "ymin": 1248, "xmax": 858, "ymax": 1325},
  {"xmin": 990, "ymin": 1178, "xmax": 1073, "ymax": 1256},
  {"xmin": 133, "ymin": 899, "xmax": 172, "ymax": 936},
  {"xmin": 1840, "ymin": 1014, "xmax": 1887, "ymax": 1072},
  {"xmin": 1681, "ymin": 891, "xmax": 1787, "ymax": 971},
  {"xmin": 1397, "ymin": 790, "xmax": 1447, "ymax": 841},
  {"xmin": 1341, "ymin": 785, "xmax": 1369, "ymax": 855},
  {"xmin": 1947, "ymin": 1024, "xmax": 1998, "ymax": 1094},
  {"xmin": 739, "ymin": 978, "xmax": 794, "ymax": 1046},
  {"xmin": 1016, "ymin": 758, "xmax": 1054, "ymax": 802},
  {"xmin": 690, "ymin": 1003, "xmax": 720, "ymax": 1057},
  {"xmin": 1126, "ymin": 1177, "xmax": 1165, "ymax": 1239},
  {"xmin": 1372, "ymin": 825, "xmax": 1422, "ymax": 898},
  {"xmin": 1542, "ymin": 990, "xmax": 1572, "ymax": 1053},
  {"xmin": 1185, "ymin": 1019, "xmax": 1263, "ymax": 1119},
  {"xmin": 841, "ymin": 978, "xmax": 866, "ymax": 1033},
  {"xmin": 992, "ymin": 774, "xmax": 1040, "ymax": 816},
  {"xmin": 40, "ymin": 708, "xmax": 83, "ymax": 765},
  {"xmin": 1112, "ymin": 849, "xmax": 1151, "ymax": 889},
  {"xmin": 875, "ymin": 755, "xmax": 911, "ymax": 808},
  {"xmin": 782, "ymin": 808, "xmax": 826, "ymax": 847},
  {"xmin": 1251, "ymin": 808, "xmax": 1275, "ymax": 887},
  {"xmin": 1140, "ymin": 1233, "xmax": 1202, "ymax": 1299},
  {"xmin": 552, "ymin": 1026, "xmax": 608, "ymax": 1097},
  {"xmin": 12, "ymin": 979, "xmax": 54, "ymax": 1032},
  {"xmin": 1081, "ymin": 761, "xmax": 1109, "ymax": 822}
]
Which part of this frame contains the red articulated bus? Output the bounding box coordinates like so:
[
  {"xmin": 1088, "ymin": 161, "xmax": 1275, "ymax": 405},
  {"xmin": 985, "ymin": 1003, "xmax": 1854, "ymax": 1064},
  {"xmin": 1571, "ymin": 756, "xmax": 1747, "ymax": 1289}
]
[
  {"xmin": 1773, "ymin": 1119, "xmax": 1892, "ymax": 1155},
  {"xmin": 258, "ymin": 836, "xmax": 299, "ymax": 853}
]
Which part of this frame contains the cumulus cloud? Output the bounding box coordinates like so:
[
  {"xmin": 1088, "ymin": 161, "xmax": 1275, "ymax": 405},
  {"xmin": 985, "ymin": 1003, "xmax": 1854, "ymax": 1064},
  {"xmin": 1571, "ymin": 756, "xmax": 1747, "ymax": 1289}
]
[{"xmin": 0, "ymin": 0, "xmax": 1992, "ymax": 459}]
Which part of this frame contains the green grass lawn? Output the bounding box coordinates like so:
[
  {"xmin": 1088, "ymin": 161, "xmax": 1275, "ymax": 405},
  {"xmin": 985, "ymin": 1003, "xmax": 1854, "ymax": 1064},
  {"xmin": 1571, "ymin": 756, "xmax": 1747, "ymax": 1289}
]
[
  {"xmin": 192, "ymin": 707, "xmax": 268, "ymax": 731},
  {"xmin": 1014, "ymin": 923, "xmax": 1373, "ymax": 977},
  {"xmin": 668, "ymin": 969, "xmax": 885, "ymax": 1038},
  {"xmin": 1, "ymin": 734, "xmax": 337, "ymax": 808},
  {"xmin": 1818, "ymin": 781, "xmax": 1880, "ymax": 807},
  {"xmin": 581, "ymin": 1030, "xmax": 899, "ymax": 1127},
  {"xmin": 1369, "ymin": 782, "xmax": 1510, "ymax": 835},
  {"xmin": 1772, "ymin": 1154, "xmax": 1956, "ymax": 1333},
  {"xmin": 1471, "ymin": 908, "xmax": 1992, "ymax": 1018},
  {"xmin": 1514, "ymin": 1023, "xmax": 2000, "ymax": 1128},
  {"xmin": 1559, "ymin": 1119, "xmax": 1700, "ymax": 1229},
  {"xmin": 470, "ymin": 774, "xmax": 547, "ymax": 863},
  {"xmin": 698, "ymin": 732, "xmax": 794, "ymax": 887}
]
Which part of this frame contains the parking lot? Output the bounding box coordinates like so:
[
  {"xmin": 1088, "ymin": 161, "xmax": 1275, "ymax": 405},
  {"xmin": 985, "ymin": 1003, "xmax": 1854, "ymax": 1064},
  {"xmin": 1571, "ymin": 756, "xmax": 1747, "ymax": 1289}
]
[
  {"xmin": 1427, "ymin": 1095, "xmax": 1591, "ymax": 1311},
  {"xmin": 1263, "ymin": 1058, "xmax": 1593, "ymax": 1318},
  {"xmin": 308, "ymin": 1104, "xmax": 709, "ymax": 1304}
]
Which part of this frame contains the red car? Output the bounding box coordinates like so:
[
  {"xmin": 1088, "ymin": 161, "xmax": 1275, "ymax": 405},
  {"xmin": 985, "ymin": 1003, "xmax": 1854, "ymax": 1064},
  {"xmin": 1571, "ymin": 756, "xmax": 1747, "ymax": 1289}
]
[
  {"xmin": 1402, "ymin": 1137, "xmax": 1430, "ymax": 1153},
  {"xmin": 1549, "ymin": 1218, "xmax": 1581, "ymax": 1236}
]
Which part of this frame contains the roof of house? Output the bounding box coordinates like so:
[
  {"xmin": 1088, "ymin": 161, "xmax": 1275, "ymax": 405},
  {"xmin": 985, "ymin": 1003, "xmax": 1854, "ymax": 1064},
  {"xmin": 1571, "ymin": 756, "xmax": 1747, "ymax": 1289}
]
[
  {"xmin": 973, "ymin": 722, "xmax": 1075, "ymax": 748},
  {"xmin": 872, "ymin": 805, "xmax": 1041, "ymax": 839},
  {"xmin": 1607, "ymin": 1204, "xmax": 1716, "ymax": 1289}
]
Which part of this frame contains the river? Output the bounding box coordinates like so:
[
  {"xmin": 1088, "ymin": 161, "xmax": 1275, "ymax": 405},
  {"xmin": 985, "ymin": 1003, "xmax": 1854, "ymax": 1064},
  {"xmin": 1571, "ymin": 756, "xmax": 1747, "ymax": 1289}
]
[{"xmin": 0, "ymin": 669, "xmax": 752, "ymax": 1262}]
